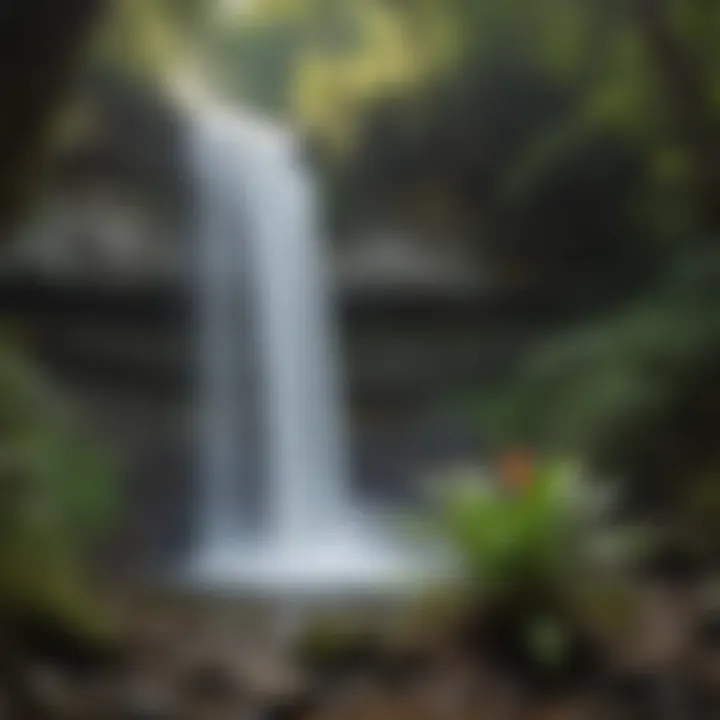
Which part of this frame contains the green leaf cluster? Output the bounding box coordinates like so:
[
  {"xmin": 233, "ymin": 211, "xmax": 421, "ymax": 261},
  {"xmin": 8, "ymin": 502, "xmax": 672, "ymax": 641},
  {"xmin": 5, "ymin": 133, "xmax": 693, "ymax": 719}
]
[
  {"xmin": 428, "ymin": 460, "xmax": 647, "ymax": 603},
  {"xmin": 0, "ymin": 341, "xmax": 115, "ymax": 618}
]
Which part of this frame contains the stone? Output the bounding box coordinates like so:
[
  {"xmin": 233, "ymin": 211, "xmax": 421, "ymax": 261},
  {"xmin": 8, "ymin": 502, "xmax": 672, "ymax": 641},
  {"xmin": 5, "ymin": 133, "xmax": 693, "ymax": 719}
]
[{"xmin": 180, "ymin": 663, "xmax": 247, "ymax": 720}]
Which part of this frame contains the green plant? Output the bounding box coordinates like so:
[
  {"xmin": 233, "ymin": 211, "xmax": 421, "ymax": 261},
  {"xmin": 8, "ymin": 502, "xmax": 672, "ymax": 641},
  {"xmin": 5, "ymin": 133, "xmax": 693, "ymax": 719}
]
[
  {"xmin": 0, "ymin": 341, "xmax": 115, "ymax": 619},
  {"xmin": 483, "ymin": 248, "xmax": 720, "ymax": 514},
  {"xmin": 423, "ymin": 459, "xmax": 648, "ymax": 682},
  {"xmin": 432, "ymin": 460, "xmax": 643, "ymax": 595},
  {"xmin": 0, "ymin": 342, "xmax": 119, "ymax": 718}
]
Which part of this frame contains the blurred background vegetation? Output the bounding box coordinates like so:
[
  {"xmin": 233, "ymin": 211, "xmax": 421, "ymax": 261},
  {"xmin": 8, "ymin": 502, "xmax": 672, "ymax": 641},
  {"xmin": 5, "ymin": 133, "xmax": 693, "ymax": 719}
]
[
  {"xmin": 1, "ymin": 0, "xmax": 720, "ymax": 674},
  {"xmin": 94, "ymin": 0, "xmax": 720, "ymax": 556}
]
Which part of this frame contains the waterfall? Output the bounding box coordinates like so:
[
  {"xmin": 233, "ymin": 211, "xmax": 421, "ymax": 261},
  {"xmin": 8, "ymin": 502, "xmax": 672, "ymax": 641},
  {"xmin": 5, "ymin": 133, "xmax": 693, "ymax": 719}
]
[{"xmin": 189, "ymin": 104, "xmax": 424, "ymax": 594}]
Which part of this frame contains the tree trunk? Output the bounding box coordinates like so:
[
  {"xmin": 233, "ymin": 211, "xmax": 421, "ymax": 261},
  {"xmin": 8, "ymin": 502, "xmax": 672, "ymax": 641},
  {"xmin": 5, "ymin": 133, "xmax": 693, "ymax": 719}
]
[{"xmin": 0, "ymin": 0, "xmax": 108, "ymax": 237}]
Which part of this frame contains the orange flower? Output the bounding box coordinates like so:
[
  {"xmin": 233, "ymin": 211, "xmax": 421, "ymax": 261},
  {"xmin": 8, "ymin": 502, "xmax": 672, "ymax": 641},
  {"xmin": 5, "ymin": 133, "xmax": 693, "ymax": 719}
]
[{"xmin": 496, "ymin": 449, "xmax": 534, "ymax": 494}]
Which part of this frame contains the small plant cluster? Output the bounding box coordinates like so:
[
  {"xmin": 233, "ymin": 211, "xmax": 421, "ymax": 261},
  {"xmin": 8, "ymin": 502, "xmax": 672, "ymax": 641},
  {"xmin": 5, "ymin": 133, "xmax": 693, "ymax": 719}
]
[
  {"xmin": 424, "ymin": 454, "xmax": 649, "ymax": 688},
  {"xmin": 0, "ymin": 341, "xmax": 115, "ymax": 623}
]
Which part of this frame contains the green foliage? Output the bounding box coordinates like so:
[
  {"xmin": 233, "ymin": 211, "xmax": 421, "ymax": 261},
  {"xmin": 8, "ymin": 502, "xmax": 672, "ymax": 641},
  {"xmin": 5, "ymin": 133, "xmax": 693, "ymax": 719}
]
[
  {"xmin": 483, "ymin": 248, "xmax": 720, "ymax": 506},
  {"xmin": 90, "ymin": 0, "xmax": 216, "ymax": 83},
  {"xmin": 423, "ymin": 460, "xmax": 648, "ymax": 675},
  {"xmin": 427, "ymin": 460, "xmax": 647, "ymax": 602},
  {"xmin": 0, "ymin": 341, "xmax": 115, "ymax": 616}
]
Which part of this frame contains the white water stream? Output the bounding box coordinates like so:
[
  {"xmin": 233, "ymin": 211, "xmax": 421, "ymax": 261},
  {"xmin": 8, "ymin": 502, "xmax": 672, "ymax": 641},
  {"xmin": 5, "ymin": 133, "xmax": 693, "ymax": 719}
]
[{"xmin": 190, "ymin": 106, "xmax": 423, "ymax": 594}]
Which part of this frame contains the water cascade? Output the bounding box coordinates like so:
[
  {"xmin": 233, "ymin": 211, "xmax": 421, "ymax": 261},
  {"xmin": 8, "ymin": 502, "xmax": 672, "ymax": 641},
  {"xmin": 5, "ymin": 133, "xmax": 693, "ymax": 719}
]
[{"xmin": 190, "ymin": 105, "xmax": 422, "ymax": 594}]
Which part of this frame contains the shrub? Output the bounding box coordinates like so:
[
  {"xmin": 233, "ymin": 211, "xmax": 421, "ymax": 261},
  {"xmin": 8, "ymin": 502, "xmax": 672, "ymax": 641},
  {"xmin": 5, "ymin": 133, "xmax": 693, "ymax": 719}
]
[
  {"xmin": 430, "ymin": 459, "xmax": 642, "ymax": 595},
  {"xmin": 422, "ymin": 457, "xmax": 648, "ymax": 685},
  {"xmin": 0, "ymin": 341, "xmax": 115, "ymax": 621}
]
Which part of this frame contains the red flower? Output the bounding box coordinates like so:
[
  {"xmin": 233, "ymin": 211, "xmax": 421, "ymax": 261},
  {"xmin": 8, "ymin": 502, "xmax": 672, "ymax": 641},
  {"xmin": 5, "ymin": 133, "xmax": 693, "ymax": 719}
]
[{"xmin": 496, "ymin": 449, "xmax": 534, "ymax": 494}]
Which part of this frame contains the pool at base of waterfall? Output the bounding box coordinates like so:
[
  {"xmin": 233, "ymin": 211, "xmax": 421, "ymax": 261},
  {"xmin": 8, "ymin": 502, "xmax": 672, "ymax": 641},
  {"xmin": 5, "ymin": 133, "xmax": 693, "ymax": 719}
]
[{"xmin": 188, "ymin": 525, "xmax": 444, "ymax": 597}]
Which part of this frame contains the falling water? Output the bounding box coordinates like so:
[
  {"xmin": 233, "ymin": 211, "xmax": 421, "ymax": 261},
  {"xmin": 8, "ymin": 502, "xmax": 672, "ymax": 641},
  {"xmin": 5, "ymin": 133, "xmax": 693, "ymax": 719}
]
[{"xmin": 190, "ymin": 104, "xmax": 425, "ymax": 594}]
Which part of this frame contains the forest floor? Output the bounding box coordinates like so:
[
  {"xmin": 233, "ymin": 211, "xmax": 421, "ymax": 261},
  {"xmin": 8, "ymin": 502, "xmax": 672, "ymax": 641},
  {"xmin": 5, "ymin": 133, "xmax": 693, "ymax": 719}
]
[{"xmin": 12, "ymin": 576, "xmax": 720, "ymax": 719}]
